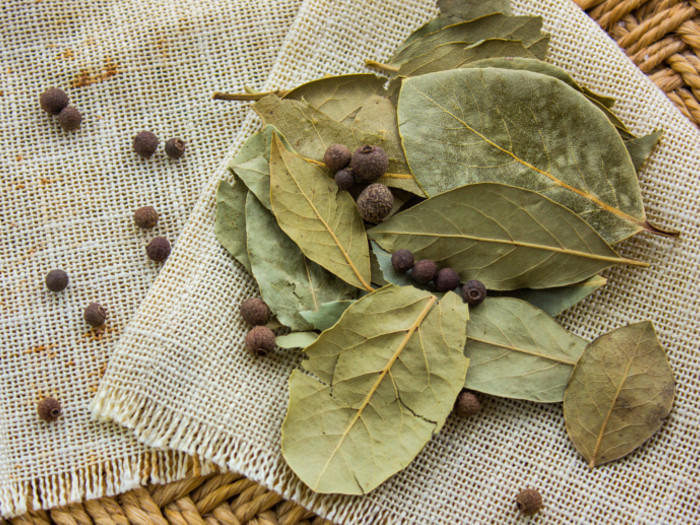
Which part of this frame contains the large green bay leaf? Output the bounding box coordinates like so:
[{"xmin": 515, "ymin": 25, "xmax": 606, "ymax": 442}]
[
  {"xmin": 399, "ymin": 68, "xmax": 651, "ymax": 243},
  {"xmin": 281, "ymin": 285, "xmax": 469, "ymax": 495},
  {"xmin": 215, "ymin": 179, "xmax": 251, "ymax": 274},
  {"xmin": 254, "ymin": 95, "xmax": 425, "ymax": 196},
  {"xmin": 465, "ymin": 297, "xmax": 587, "ymax": 402},
  {"xmin": 563, "ymin": 321, "xmax": 675, "ymax": 467},
  {"xmin": 368, "ymin": 183, "xmax": 646, "ymax": 290},
  {"xmin": 497, "ymin": 275, "xmax": 607, "ymax": 316},
  {"xmin": 246, "ymin": 193, "xmax": 356, "ymax": 330},
  {"xmin": 269, "ymin": 135, "xmax": 373, "ymax": 291}
]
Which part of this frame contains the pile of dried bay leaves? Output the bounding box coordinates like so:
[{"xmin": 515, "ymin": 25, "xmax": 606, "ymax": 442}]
[{"xmin": 215, "ymin": 0, "xmax": 676, "ymax": 497}]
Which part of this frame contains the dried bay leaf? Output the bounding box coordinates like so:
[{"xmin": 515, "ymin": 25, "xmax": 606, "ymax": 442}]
[
  {"xmin": 438, "ymin": 0, "xmax": 512, "ymax": 19},
  {"xmin": 497, "ymin": 275, "xmax": 607, "ymax": 316},
  {"xmin": 563, "ymin": 321, "xmax": 675, "ymax": 467},
  {"xmin": 369, "ymin": 183, "xmax": 647, "ymax": 290},
  {"xmin": 230, "ymin": 125, "xmax": 292, "ymax": 210},
  {"xmin": 370, "ymin": 241, "xmax": 412, "ymax": 287},
  {"xmin": 269, "ymin": 135, "xmax": 373, "ymax": 291},
  {"xmin": 281, "ymin": 285, "xmax": 469, "ymax": 494},
  {"xmin": 276, "ymin": 332, "xmax": 319, "ymax": 349},
  {"xmin": 398, "ymin": 68, "xmax": 655, "ymax": 243},
  {"xmin": 625, "ymin": 131, "xmax": 663, "ymax": 172},
  {"xmin": 299, "ymin": 300, "xmax": 355, "ymax": 331},
  {"xmin": 246, "ymin": 193, "xmax": 356, "ymax": 331},
  {"xmin": 215, "ymin": 179, "xmax": 251, "ymax": 274},
  {"xmin": 464, "ymin": 297, "xmax": 587, "ymax": 402}
]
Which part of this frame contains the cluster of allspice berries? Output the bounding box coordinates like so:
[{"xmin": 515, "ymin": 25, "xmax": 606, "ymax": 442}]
[
  {"xmin": 40, "ymin": 87, "xmax": 82, "ymax": 131},
  {"xmin": 133, "ymin": 131, "xmax": 186, "ymax": 159},
  {"xmin": 240, "ymin": 298, "xmax": 275, "ymax": 356},
  {"xmin": 323, "ymin": 143, "xmax": 394, "ymax": 224}
]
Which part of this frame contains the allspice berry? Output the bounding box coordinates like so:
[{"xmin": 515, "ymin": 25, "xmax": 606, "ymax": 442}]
[
  {"xmin": 40, "ymin": 87, "xmax": 69, "ymax": 115},
  {"xmin": 350, "ymin": 145, "xmax": 389, "ymax": 182},
  {"xmin": 37, "ymin": 397, "xmax": 62, "ymax": 422},
  {"xmin": 516, "ymin": 488, "xmax": 543, "ymax": 516},
  {"xmin": 165, "ymin": 138, "xmax": 186, "ymax": 159},
  {"xmin": 462, "ymin": 279, "xmax": 487, "ymax": 307},
  {"xmin": 45, "ymin": 269, "xmax": 69, "ymax": 292},
  {"xmin": 57, "ymin": 106, "xmax": 82, "ymax": 131},
  {"xmin": 323, "ymin": 144, "xmax": 351, "ymax": 172},
  {"xmin": 146, "ymin": 237, "xmax": 171, "ymax": 262},
  {"xmin": 84, "ymin": 302, "xmax": 107, "ymax": 327},
  {"xmin": 134, "ymin": 206, "xmax": 159, "ymax": 229},
  {"xmin": 454, "ymin": 390, "xmax": 480, "ymax": 417},
  {"xmin": 240, "ymin": 297, "xmax": 270, "ymax": 326},
  {"xmin": 133, "ymin": 131, "xmax": 159, "ymax": 157},
  {"xmin": 334, "ymin": 169, "xmax": 355, "ymax": 191},
  {"xmin": 245, "ymin": 325, "xmax": 276, "ymax": 356},
  {"xmin": 435, "ymin": 267, "xmax": 460, "ymax": 292},
  {"xmin": 356, "ymin": 183, "xmax": 394, "ymax": 223},
  {"xmin": 391, "ymin": 249, "xmax": 414, "ymax": 273},
  {"xmin": 411, "ymin": 259, "xmax": 437, "ymax": 285}
]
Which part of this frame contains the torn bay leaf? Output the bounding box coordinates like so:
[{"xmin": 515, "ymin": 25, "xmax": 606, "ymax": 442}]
[
  {"xmin": 246, "ymin": 193, "xmax": 356, "ymax": 330},
  {"xmin": 464, "ymin": 297, "xmax": 587, "ymax": 402},
  {"xmin": 368, "ymin": 183, "xmax": 647, "ymax": 290},
  {"xmin": 282, "ymin": 285, "xmax": 469, "ymax": 495},
  {"xmin": 276, "ymin": 331, "xmax": 319, "ymax": 349},
  {"xmin": 398, "ymin": 67, "xmax": 650, "ymax": 243},
  {"xmin": 563, "ymin": 321, "xmax": 675, "ymax": 467},
  {"xmin": 269, "ymin": 135, "xmax": 373, "ymax": 291},
  {"xmin": 215, "ymin": 179, "xmax": 251, "ymax": 273},
  {"xmin": 625, "ymin": 130, "xmax": 663, "ymax": 172},
  {"xmin": 299, "ymin": 300, "xmax": 355, "ymax": 331},
  {"xmin": 370, "ymin": 241, "xmax": 412, "ymax": 287}
]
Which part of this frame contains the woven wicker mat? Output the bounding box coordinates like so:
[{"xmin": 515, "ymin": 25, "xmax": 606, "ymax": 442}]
[{"xmin": 4, "ymin": 1, "xmax": 700, "ymax": 524}]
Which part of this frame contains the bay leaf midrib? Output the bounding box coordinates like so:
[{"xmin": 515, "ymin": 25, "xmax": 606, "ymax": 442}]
[{"xmin": 467, "ymin": 335, "xmax": 578, "ymax": 365}]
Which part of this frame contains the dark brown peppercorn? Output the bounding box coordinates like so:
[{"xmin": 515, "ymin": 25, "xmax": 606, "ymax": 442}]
[
  {"xmin": 435, "ymin": 267, "xmax": 460, "ymax": 293},
  {"xmin": 240, "ymin": 297, "xmax": 271, "ymax": 326},
  {"xmin": 133, "ymin": 131, "xmax": 159, "ymax": 157},
  {"xmin": 323, "ymin": 144, "xmax": 351, "ymax": 172},
  {"xmin": 411, "ymin": 259, "xmax": 437, "ymax": 285},
  {"xmin": 45, "ymin": 269, "xmax": 69, "ymax": 292},
  {"xmin": 454, "ymin": 390, "xmax": 480, "ymax": 417},
  {"xmin": 84, "ymin": 302, "xmax": 107, "ymax": 327},
  {"xmin": 37, "ymin": 397, "xmax": 62, "ymax": 422},
  {"xmin": 57, "ymin": 106, "xmax": 82, "ymax": 131},
  {"xmin": 516, "ymin": 488, "xmax": 543, "ymax": 516},
  {"xmin": 391, "ymin": 249, "xmax": 414, "ymax": 273},
  {"xmin": 146, "ymin": 237, "xmax": 171, "ymax": 262},
  {"xmin": 165, "ymin": 138, "xmax": 186, "ymax": 159},
  {"xmin": 244, "ymin": 325, "xmax": 276, "ymax": 356},
  {"xmin": 334, "ymin": 169, "xmax": 355, "ymax": 191},
  {"xmin": 40, "ymin": 88, "xmax": 69, "ymax": 115},
  {"xmin": 356, "ymin": 183, "xmax": 394, "ymax": 223},
  {"xmin": 350, "ymin": 145, "xmax": 389, "ymax": 182},
  {"xmin": 462, "ymin": 279, "xmax": 487, "ymax": 306},
  {"xmin": 133, "ymin": 206, "xmax": 159, "ymax": 229}
]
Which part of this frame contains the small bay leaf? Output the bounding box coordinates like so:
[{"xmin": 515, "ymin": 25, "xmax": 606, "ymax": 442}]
[
  {"xmin": 299, "ymin": 300, "xmax": 355, "ymax": 331},
  {"xmin": 269, "ymin": 135, "xmax": 373, "ymax": 291},
  {"xmin": 370, "ymin": 241, "xmax": 412, "ymax": 287},
  {"xmin": 625, "ymin": 131, "xmax": 663, "ymax": 172},
  {"xmin": 246, "ymin": 193, "xmax": 356, "ymax": 330},
  {"xmin": 496, "ymin": 275, "xmax": 607, "ymax": 316},
  {"xmin": 369, "ymin": 183, "xmax": 647, "ymax": 290},
  {"xmin": 464, "ymin": 297, "xmax": 587, "ymax": 402},
  {"xmin": 438, "ymin": 0, "xmax": 512, "ymax": 18},
  {"xmin": 282, "ymin": 285, "xmax": 469, "ymax": 494},
  {"xmin": 276, "ymin": 332, "xmax": 319, "ymax": 349},
  {"xmin": 563, "ymin": 321, "xmax": 675, "ymax": 467},
  {"xmin": 229, "ymin": 125, "xmax": 292, "ymax": 210},
  {"xmin": 398, "ymin": 67, "xmax": 651, "ymax": 243},
  {"xmin": 215, "ymin": 179, "xmax": 251, "ymax": 273}
]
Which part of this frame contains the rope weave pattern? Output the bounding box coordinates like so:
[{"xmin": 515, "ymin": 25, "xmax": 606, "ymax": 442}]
[{"xmin": 575, "ymin": 0, "xmax": 700, "ymax": 126}]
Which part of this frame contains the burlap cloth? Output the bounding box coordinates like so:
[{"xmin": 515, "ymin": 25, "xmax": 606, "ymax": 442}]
[{"xmin": 3, "ymin": 0, "xmax": 699, "ymax": 522}]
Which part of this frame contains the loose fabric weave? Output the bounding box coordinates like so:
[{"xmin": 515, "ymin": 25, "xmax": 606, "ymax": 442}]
[{"xmin": 0, "ymin": 0, "xmax": 302, "ymax": 518}]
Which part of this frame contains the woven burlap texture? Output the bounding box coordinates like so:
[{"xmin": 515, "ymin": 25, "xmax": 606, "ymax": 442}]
[
  {"xmin": 89, "ymin": 0, "xmax": 700, "ymax": 523},
  {"xmin": 0, "ymin": 0, "xmax": 303, "ymax": 518}
]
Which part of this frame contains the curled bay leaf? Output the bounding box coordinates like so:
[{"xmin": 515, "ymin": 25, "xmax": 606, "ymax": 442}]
[
  {"xmin": 299, "ymin": 300, "xmax": 355, "ymax": 331},
  {"xmin": 269, "ymin": 135, "xmax": 373, "ymax": 291},
  {"xmin": 215, "ymin": 179, "xmax": 251, "ymax": 274},
  {"xmin": 465, "ymin": 297, "xmax": 587, "ymax": 402},
  {"xmin": 246, "ymin": 193, "xmax": 356, "ymax": 330},
  {"xmin": 563, "ymin": 321, "xmax": 675, "ymax": 467},
  {"xmin": 369, "ymin": 183, "xmax": 647, "ymax": 290},
  {"xmin": 282, "ymin": 285, "xmax": 469, "ymax": 495},
  {"xmin": 398, "ymin": 67, "xmax": 651, "ymax": 243},
  {"xmin": 276, "ymin": 332, "xmax": 319, "ymax": 349}
]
